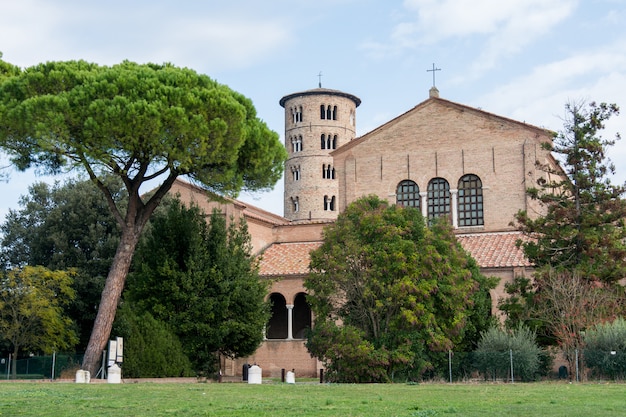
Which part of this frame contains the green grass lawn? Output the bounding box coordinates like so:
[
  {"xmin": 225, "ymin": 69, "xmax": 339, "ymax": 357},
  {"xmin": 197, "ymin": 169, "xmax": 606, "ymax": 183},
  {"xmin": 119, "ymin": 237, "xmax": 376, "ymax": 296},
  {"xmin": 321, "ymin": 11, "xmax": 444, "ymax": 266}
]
[{"xmin": 0, "ymin": 381, "xmax": 624, "ymax": 417}]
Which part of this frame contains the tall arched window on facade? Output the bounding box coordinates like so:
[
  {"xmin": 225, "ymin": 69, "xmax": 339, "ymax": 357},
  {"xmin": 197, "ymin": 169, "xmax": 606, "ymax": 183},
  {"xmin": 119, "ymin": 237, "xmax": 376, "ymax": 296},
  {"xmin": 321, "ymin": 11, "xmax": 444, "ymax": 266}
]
[
  {"xmin": 320, "ymin": 105, "xmax": 326, "ymax": 120},
  {"xmin": 458, "ymin": 174, "xmax": 484, "ymax": 226},
  {"xmin": 326, "ymin": 105, "xmax": 332, "ymax": 120},
  {"xmin": 427, "ymin": 178, "xmax": 450, "ymax": 221},
  {"xmin": 332, "ymin": 105, "xmax": 338, "ymax": 120},
  {"xmin": 396, "ymin": 180, "xmax": 420, "ymax": 208},
  {"xmin": 266, "ymin": 293, "xmax": 288, "ymax": 339}
]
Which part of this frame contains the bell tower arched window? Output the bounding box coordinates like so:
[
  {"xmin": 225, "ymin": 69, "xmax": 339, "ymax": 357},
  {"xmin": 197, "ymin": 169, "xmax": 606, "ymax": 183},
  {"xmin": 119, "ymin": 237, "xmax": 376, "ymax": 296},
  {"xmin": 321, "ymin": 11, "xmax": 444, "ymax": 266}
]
[
  {"xmin": 322, "ymin": 164, "xmax": 335, "ymax": 179},
  {"xmin": 324, "ymin": 195, "xmax": 336, "ymax": 211},
  {"xmin": 291, "ymin": 135, "xmax": 302, "ymax": 153}
]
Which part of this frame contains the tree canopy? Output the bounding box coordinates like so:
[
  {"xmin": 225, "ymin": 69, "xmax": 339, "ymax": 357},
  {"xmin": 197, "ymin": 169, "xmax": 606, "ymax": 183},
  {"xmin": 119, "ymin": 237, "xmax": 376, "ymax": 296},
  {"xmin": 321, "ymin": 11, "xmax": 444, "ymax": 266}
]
[
  {"xmin": 0, "ymin": 58, "xmax": 287, "ymax": 374},
  {"xmin": 305, "ymin": 195, "xmax": 495, "ymax": 382},
  {"xmin": 1, "ymin": 176, "xmax": 122, "ymax": 349},
  {"xmin": 514, "ymin": 101, "xmax": 626, "ymax": 283},
  {"xmin": 126, "ymin": 198, "xmax": 270, "ymax": 376},
  {"xmin": 0, "ymin": 266, "xmax": 77, "ymax": 377}
]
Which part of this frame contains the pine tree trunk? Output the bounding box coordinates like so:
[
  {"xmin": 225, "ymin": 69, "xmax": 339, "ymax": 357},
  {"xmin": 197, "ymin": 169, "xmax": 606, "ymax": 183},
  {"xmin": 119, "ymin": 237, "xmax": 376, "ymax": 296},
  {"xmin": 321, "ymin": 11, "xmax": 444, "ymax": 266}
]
[{"xmin": 81, "ymin": 229, "xmax": 139, "ymax": 376}]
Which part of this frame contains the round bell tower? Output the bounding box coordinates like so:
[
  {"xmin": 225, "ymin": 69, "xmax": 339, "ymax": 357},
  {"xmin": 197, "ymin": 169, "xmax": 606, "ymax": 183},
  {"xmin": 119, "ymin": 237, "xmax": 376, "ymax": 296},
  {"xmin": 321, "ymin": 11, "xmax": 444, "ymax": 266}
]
[{"xmin": 279, "ymin": 87, "xmax": 361, "ymax": 221}]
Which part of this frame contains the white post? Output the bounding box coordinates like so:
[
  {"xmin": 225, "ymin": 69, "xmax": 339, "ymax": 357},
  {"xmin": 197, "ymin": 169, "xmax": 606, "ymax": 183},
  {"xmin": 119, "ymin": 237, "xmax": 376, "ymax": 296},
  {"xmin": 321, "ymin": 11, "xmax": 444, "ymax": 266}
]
[
  {"xmin": 286, "ymin": 304, "xmax": 294, "ymax": 340},
  {"xmin": 510, "ymin": 349, "xmax": 514, "ymax": 383},
  {"xmin": 448, "ymin": 350, "xmax": 452, "ymax": 383}
]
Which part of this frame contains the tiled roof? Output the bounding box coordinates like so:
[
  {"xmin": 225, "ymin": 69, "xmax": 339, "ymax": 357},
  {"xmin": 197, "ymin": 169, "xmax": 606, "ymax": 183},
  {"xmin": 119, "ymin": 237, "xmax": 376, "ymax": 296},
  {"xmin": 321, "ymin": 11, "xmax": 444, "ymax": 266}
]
[
  {"xmin": 258, "ymin": 232, "xmax": 532, "ymax": 277},
  {"xmin": 258, "ymin": 241, "xmax": 323, "ymax": 276},
  {"xmin": 456, "ymin": 231, "xmax": 532, "ymax": 268}
]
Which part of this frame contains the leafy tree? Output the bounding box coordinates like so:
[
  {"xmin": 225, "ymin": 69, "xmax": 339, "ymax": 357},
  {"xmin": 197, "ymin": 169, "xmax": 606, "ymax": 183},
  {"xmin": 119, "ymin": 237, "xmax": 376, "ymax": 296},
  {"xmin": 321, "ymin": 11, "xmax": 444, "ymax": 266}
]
[
  {"xmin": 584, "ymin": 317, "xmax": 626, "ymax": 380},
  {"xmin": 474, "ymin": 325, "xmax": 542, "ymax": 382},
  {"xmin": 305, "ymin": 195, "xmax": 495, "ymax": 382},
  {"xmin": 112, "ymin": 302, "xmax": 194, "ymax": 378},
  {"xmin": 0, "ymin": 59, "xmax": 286, "ymax": 374},
  {"xmin": 0, "ymin": 266, "xmax": 78, "ymax": 377},
  {"xmin": 126, "ymin": 198, "xmax": 270, "ymax": 376},
  {"xmin": 514, "ymin": 101, "xmax": 626, "ymax": 283},
  {"xmin": 0, "ymin": 177, "xmax": 122, "ymax": 349}
]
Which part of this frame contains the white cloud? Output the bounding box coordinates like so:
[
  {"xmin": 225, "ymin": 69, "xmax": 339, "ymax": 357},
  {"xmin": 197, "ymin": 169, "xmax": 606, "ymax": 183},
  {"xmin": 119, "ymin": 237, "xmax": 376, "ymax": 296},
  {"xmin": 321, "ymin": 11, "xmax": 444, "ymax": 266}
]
[
  {"xmin": 363, "ymin": 0, "xmax": 576, "ymax": 68},
  {"xmin": 0, "ymin": 0, "xmax": 292, "ymax": 73}
]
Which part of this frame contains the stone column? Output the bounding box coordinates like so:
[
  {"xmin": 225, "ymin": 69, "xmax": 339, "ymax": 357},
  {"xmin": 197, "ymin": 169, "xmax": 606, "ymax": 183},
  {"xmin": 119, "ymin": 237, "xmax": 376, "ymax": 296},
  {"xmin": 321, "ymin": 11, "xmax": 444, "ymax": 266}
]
[
  {"xmin": 420, "ymin": 191, "xmax": 428, "ymax": 218},
  {"xmin": 450, "ymin": 189, "xmax": 458, "ymax": 229},
  {"xmin": 286, "ymin": 304, "xmax": 294, "ymax": 340}
]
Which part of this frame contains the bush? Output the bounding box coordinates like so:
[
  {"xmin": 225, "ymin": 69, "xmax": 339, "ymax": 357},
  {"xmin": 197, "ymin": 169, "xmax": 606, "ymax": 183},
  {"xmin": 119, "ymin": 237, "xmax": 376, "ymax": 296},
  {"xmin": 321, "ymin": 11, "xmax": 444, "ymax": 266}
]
[
  {"xmin": 113, "ymin": 303, "xmax": 194, "ymax": 378},
  {"xmin": 474, "ymin": 326, "xmax": 542, "ymax": 381},
  {"xmin": 584, "ymin": 317, "xmax": 626, "ymax": 380}
]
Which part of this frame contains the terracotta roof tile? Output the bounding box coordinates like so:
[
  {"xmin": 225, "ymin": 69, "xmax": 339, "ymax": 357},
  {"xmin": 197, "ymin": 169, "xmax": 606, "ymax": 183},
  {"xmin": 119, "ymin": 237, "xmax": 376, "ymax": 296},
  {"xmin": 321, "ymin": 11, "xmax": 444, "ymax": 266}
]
[
  {"xmin": 457, "ymin": 231, "xmax": 532, "ymax": 268},
  {"xmin": 259, "ymin": 242, "xmax": 322, "ymax": 276},
  {"xmin": 258, "ymin": 232, "xmax": 532, "ymax": 277}
]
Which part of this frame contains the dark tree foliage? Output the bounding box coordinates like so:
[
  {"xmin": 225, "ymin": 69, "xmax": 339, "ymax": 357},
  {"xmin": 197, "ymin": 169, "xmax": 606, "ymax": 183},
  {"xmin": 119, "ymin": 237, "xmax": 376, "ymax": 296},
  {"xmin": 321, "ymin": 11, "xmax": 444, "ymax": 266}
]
[
  {"xmin": 0, "ymin": 176, "xmax": 122, "ymax": 349},
  {"xmin": 126, "ymin": 198, "xmax": 270, "ymax": 376},
  {"xmin": 112, "ymin": 302, "xmax": 194, "ymax": 378},
  {"xmin": 305, "ymin": 195, "xmax": 495, "ymax": 382},
  {"xmin": 514, "ymin": 101, "xmax": 626, "ymax": 283}
]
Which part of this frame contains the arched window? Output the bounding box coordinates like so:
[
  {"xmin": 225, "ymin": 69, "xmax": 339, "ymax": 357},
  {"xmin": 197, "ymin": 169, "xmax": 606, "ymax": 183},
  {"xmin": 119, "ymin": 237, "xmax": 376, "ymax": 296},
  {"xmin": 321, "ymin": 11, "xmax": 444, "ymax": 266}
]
[
  {"xmin": 321, "ymin": 134, "xmax": 336, "ymax": 150},
  {"xmin": 396, "ymin": 180, "xmax": 420, "ymax": 208},
  {"xmin": 332, "ymin": 105, "xmax": 338, "ymax": 120},
  {"xmin": 458, "ymin": 174, "xmax": 484, "ymax": 226},
  {"xmin": 324, "ymin": 195, "xmax": 336, "ymax": 211},
  {"xmin": 427, "ymin": 178, "xmax": 450, "ymax": 221},
  {"xmin": 291, "ymin": 196, "xmax": 299, "ymax": 213},
  {"xmin": 320, "ymin": 105, "xmax": 325, "ymax": 120},
  {"xmin": 326, "ymin": 105, "xmax": 332, "ymax": 120},
  {"xmin": 297, "ymin": 106, "xmax": 303, "ymax": 122},
  {"xmin": 291, "ymin": 135, "xmax": 302, "ymax": 152},
  {"xmin": 322, "ymin": 164, "xmax": 335, "ymax": 179},
  {"xmin": 267, "ymin": 293, "xmax": 288, "ymax": 339},
  {"xmin": 292, "ymin": 293, "xmax": 312, "ymax": 339},
  {"xmin": 291, "ymin": 165, "xmax": 300, "ymax": 181}
]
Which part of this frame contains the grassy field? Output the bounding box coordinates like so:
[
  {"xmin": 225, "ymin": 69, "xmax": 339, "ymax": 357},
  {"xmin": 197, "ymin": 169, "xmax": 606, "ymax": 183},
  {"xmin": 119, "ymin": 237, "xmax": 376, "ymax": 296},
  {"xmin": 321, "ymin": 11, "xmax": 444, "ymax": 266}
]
[{"xmin": 0, "ymin": 380, "xmax": 624, "ymax": 417}]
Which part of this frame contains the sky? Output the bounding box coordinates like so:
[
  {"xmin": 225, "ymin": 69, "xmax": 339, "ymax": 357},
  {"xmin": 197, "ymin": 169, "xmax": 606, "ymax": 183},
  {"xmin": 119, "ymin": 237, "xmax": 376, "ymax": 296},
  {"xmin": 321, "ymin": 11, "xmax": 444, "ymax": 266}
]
[{"xmin": 1, "ymin": 0, "xmax": 626, "ymax": 219}]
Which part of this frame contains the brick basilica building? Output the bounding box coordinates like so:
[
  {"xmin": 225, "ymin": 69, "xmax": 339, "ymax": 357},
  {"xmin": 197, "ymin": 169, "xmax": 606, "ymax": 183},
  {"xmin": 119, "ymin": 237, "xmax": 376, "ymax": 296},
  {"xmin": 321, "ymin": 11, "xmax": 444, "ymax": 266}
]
[{"xmin": 168, "ymin": 85, "xmax": 558, "ymax": 378}]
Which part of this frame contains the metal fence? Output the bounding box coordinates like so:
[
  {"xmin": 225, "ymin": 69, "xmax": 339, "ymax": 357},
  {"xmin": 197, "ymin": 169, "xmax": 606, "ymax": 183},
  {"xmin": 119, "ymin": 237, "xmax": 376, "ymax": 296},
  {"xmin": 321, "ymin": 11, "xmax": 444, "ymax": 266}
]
[
  {"xmin": 0, "ymin": 349, "xmax": 622, "ymax": 382},
  {"xmin": 424, "ymin": 349, "xmax": 624, "ymax": 383},
  {"xmin": 1, "ymin": 353, "xmax": 83, "ymax": 380}
]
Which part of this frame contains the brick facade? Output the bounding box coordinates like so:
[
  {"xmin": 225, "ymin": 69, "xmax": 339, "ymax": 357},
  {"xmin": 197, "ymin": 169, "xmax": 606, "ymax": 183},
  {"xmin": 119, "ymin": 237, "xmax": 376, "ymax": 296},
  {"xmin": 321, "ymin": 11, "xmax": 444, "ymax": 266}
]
[{"xmin": 169, "ymin": 88, "xmax": 555, "ymax": 379}]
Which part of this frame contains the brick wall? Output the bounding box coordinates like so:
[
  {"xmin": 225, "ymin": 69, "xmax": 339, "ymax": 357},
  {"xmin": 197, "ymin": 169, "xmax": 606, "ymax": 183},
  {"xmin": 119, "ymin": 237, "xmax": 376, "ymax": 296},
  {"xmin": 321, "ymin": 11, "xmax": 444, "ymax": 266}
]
[{"xmin": 333, "ymin": 98, "xmax": 553, "ymax": 233}]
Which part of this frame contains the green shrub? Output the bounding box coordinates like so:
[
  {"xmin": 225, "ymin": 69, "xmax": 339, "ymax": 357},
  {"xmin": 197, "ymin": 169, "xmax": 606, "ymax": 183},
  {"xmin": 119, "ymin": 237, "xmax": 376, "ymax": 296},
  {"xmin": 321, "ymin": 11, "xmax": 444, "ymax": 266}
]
[
  {"xmin": 584, "ymin": 317, "xmax": 626, "ymax": 380},
  {"xmin": 474, "ymin": 325, "xmax": 542, "ymax": 381},
  {"xmin": 113, "ymin": 303, "xmax": 194, "ymax": 378}
]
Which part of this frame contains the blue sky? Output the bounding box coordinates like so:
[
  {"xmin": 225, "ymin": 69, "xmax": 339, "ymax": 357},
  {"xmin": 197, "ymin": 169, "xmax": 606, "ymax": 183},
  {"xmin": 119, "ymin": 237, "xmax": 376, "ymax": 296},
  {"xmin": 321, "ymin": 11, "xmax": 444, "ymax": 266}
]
[{"xmin": 1, "ymin": 0, "xmax": 626, "ymax": 218}]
